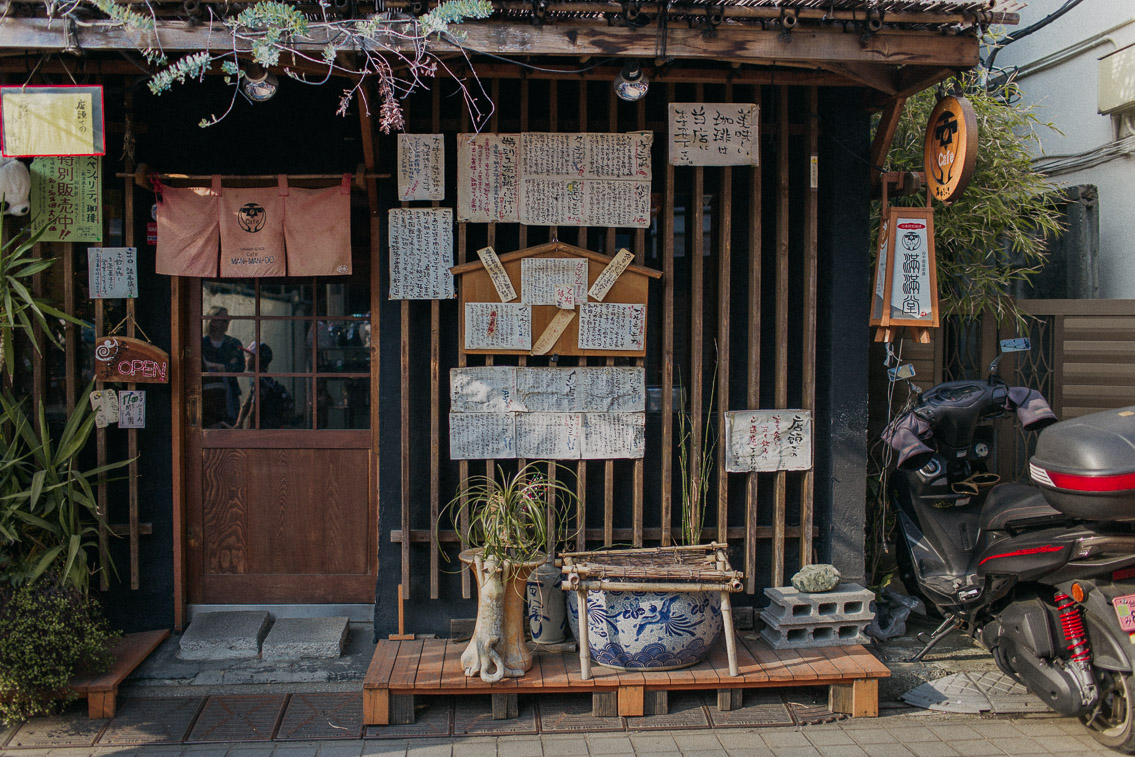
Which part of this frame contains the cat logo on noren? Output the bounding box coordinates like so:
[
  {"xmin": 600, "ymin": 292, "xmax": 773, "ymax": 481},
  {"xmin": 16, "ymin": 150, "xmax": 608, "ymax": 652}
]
[{"xmin": 237, "ymin": 203, "xmax": 266, "ymax": 233}]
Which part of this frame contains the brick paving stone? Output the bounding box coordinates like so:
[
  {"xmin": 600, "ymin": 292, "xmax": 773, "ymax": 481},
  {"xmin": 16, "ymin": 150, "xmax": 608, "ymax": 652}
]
[
  {"xmin": 759, "ymin": 730, "xmax": 812, "ymax": 749},
  {"xmin": 361, "ymin": 741, "xmax": 411, "ymax": 757},
  {"xmin": 942, "ymin": 740, "xmax": 1006, "ymax": 756},
  {"xmin": 676, "ymin": 750, "xmax": 729, "ymax": 757},
  {"xmin": 227, "ymin": 746, "xmax": 278, "ymax": 756},
  {"xmin": 540, "ymin": 738, "xmax": 586, "ymax": 757},
  {"xmin": 182, "ymin": 747, "xmax": 231, "ymax": 756},
  {"xmin": 842, "ymin": 744, "xmax": 913, "ymax": 757},
  {"xmin": 847, "ymin": 729, "xmax": 898, "ymax": 746},
  {"xmin": 1011, "ymin": 718, "xmax": 1071, "ymax": 736},
  {"xmin": 627, "ymin": 734, "xmax": 679, "ymax": 753},
  {"xmin": 803, "ymin": 729, "xmax": 854, "ymax": 747},
  {"xmin": 405, "ymin": 740, "xmax": 454, "ymax": 757},
  {"xmin": 723, "ymin": 747, "xmax": 776, "ymax": 757},
  {"xmin": 319, "ymin": 743, "xmax": 367, "ymax": 757},
  {"xmin": 673, "ymin": 733, "xmax": 724, "ymax": 751},
  {"xmin": 452, "ymin": 738, "xmax": 499, "ymax": 757},
  {"xmin": 716, "ymin": 732, "xmax": 765, "ymax": 750},
  {"xmin": 814, "ymin": 746, "xmax": 867, "ymax": 757},
  {"xmin": 966, "ymin": 722, "xmax": 1025, "ymax": 739},
  {"xmin": 585, "ymin": 735, "xmax": 633, "ymax": 754},
  {"xmin": 1036, "ymin": 734, "xmax": 1101, "ymax": 753},
  {"xmin": 271, "ymin": 743, "xmax": 320, "ymax": 756},
  {"xmin": 905, "ymin": 742, "xmax": 960, "ymax": 757},
  {"xmin": 881, "ymin": 727, "xmax": 939, "ymax": 744},
  {"xmin": 497, "ymin": 736, "xmax": 544, "ymax": 757},
  {"xmin": 761, "ymin": 746, "xmax": 819, "ymax": 757},
  {"xmin": 926, "ymin": 723, "xmax": 980, "ymax": 742},
  {"xmin": 987, "ymin": 737, "xmax": 1050, "ymax": 754}
]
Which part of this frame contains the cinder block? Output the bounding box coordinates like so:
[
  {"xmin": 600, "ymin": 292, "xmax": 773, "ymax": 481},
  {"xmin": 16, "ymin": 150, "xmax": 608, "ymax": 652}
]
[
  {"xmin": 761, "ymin": 583, "xmax": 874, "ymax": 625},
  {"xmin": 759, "ymin": 621, "xmax": 871, "ymax": 649}
]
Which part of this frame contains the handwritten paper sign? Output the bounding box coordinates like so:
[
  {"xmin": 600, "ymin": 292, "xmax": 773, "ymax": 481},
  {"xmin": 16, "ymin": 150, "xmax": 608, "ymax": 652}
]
[
  {"xmin": 476, "ymin": 246, "xmax": 517, "ymax": 302},
  {"xmin": 889, "ymin": 213, "xmax": 934, "ymax": 321},
  {"xmin": 577, "ymin": 366, "xmax": 646, "ymax": 412},
  {"xmin": 578, "ymin": 303, "xmax": 646, "ymax": 351},
  {"xmin": 1, "ymin": 85, "xmax": 105, "ymax": 157},
  {"xmin": 517, "ymin": 412, "xmax": 581, "ymax": 459},
  {"xmin": 582, "ymin": 413, "xmax": 645, "ymax": 459},
  {"xmin": 87, "ymin": 247, "xmax": 137, "ymax": 299},
  {"xmin": 457, "ymin": 133, "xmax": 520, "ymax": 223},
  {"xmin": 669, "ymin": 103, "xmax": 759, "ymax": 166},
  {"xmin": 521, "ymin": 258, "xmax": 587, "ymax": 306},
  {"xmin": 88, "ymin": 389, "xmax": 119, "ymax": 428},
  {"xmin": 725, "ymin": 410, "xmax": 812, "ymax": 473},
  {"xmin": 464, "ymin": 303, "xmax": 532, "ymax": 351},
  {"xmin": 397, "ymin": 133, "xmax": 444, "ymax": 201},
  {"xmin": 118, "ymin": 390, "xmax": 146, "ymax": 429},
  {"xmin": 451, "ymin": 366, "xmax": 517, "ymax": 414},
  {"xmin": 531, "ymin": 310, "xmax": 576, "ymax": 355},
  {"xmin": 458, "ymin": 132, "xmax": 652, "ymax": 227},
  {"xmin": 30, "ymin": 156, "xmax": 102, "ymax": 242},
  {"xmin": 449, "ymin": 412, "xmax": 515, "ymax": 459},
  {"xmin": 588, "ymin": 248, "xmax": 634, "ymax": 301},
  {"xmin": 93, "ymin": 336, "xmax": 170, "ymax": 384},
  {"xmin": 388, "ymin": 208, "xmax": 454, "ymax": 300}
]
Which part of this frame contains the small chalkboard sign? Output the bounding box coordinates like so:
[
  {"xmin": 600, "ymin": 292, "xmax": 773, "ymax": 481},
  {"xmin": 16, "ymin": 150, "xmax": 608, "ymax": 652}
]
[{"xmin": 94, "ymin": 336, "xmax": 169, "ymax": 384}]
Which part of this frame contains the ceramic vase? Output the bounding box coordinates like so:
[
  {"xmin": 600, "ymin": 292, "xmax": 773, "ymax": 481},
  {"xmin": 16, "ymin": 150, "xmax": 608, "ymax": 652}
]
[
  {"xmin": 459, "ymin": 549, "xmax": 541, "ymax": 683},
  {"xmin": 527, "ymin": 560, "xmax": 567, "ymax": 644}
]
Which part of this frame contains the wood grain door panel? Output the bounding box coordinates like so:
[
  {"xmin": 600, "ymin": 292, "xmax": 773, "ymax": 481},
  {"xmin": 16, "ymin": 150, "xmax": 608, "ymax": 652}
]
[{"xmin": 199, "ymin": 444, "xmax": 372, "ymax": 602}]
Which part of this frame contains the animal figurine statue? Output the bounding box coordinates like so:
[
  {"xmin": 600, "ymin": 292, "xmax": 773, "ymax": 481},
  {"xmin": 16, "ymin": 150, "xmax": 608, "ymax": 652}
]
[{"xmin": 0, "ymin": 158, "xmax": 30, "ymax": 215}]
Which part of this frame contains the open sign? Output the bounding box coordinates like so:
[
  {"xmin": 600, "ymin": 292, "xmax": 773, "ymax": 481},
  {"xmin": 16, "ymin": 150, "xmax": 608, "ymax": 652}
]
[{"xmin": 94, "ymin": 336, "xmax": 170, "ymax": 384}]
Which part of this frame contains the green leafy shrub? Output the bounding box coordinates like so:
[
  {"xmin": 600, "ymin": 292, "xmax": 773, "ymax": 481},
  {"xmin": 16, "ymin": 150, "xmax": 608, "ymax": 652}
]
[{"xmin": 0, "ymin": 579, "xmax": 117, "ymax": 725}]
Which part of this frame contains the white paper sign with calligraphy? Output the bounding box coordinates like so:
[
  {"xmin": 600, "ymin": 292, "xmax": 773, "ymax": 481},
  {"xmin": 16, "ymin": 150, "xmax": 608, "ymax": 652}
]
[
  {"xmin": 577, "ymin": 303, "xmax": 646, "ymax": 351},
  {"xmin": 725, "ymin": 410, "xmax": 812, "ymax": 473},
  {"xmin": 88, "ymin": 247, "xmax": 137, "ymax": 299},
  {"xmin": 517, "ymin": 412, "xmax": 581, "ymax": 459},
  {"xmin": 397, "ymin": 133, "xmax": 445, "ymax": 201},
  {"xmin": 520, "ymin": 258, "xmax": 587, "ymax": 306},
  {"xmin": 582, "ymin": 413, "xmax": 645, "ymax": 459},
  {"xmin": 451, "ymin": 366, "xmax": 517, "ymax": 414},
  {"xmin": 1, "ymin": 85, "xmax": 106, "ymax": 157},
  {"xmin": 464, "ymin": 302, "xmax": 532, "ymax": 351},
  {"xmin": 457, "ymin": 133, "xmax": 520, "ymax": 223},
  {"xmin": 118, "ymin": 390, "xmax": 146, "ymax": 429},
  {"xmin": 30, "ymin": 156, "xmax": 102, "ymax": 242},
  {"xmin": 669, "ymin": 104, "xmax": 759, "ymax": 166},
  {"xmin": 388, "ymin": 208, "xmax": 454, "ymax": 300},
  {"xmin": 449, "ymin": 412, "xmax": 516, "ymax": 459},
  {"xmin": 890, "ymin": 214, "xmax": 933, "ymax": 321}
]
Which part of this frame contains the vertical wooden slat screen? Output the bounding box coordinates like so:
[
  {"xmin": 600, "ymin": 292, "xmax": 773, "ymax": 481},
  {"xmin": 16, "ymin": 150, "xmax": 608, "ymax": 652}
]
[
  {"xmin": 772, "ymin": 86, "xmax": 790, "ymax": 588},
  {"xmin": 96, "ymin": 277, "xmax": 109, "ymax": 590},
  {"xmin": 456, "ymin": 101, "xmax": 472, "ymax": 599},
  {"xmin": 63, "ymin": 242, "xmax": 76, "ymax": 412},
  {"xmin": 124, "ymin": 85, "xmax": 141, "ymax": 589},
  {"xmin": 397, "ymin": 72, "xmax": 824, "ymax": 604},
  {"xmin": 745, "ymin": 87, "xmax": 763, "ymax": 594}
]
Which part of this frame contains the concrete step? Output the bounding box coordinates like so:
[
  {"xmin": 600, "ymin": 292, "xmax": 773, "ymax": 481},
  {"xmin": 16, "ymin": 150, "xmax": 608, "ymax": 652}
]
[
  {"xmin": 178, "ymin": 611, "xmax": 271, "ymax": 661},
  {"xmin": 262, "ymin": 617, "xmax": 350, "ymax": 660}
]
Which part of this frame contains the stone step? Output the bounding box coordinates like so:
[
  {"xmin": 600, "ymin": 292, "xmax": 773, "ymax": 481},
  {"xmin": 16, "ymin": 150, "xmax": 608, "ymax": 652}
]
[
  {"xmin": 178, "ymin": 610, "xmax": 271, "ymax": 661},
  {"xmin": 262, "ymin": 616, "xmax": 350, "ymax": 660}
]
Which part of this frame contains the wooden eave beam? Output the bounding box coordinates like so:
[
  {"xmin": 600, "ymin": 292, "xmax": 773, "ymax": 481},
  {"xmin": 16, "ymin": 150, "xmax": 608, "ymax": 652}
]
[
  {"xmin": 815, "ymin": 61, "xmax": 899, "ymax": 95},
  {"xmin": 869, "ymin": 96, "xmax": 906, "ymax": 188},
  {"xmin": 0, "ymin": 18, "xmax": 980, "ymax": 68}
]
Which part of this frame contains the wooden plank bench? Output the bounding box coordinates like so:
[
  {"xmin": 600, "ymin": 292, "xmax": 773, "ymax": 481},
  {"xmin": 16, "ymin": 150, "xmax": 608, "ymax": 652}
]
[
  {"xmin": 363, "ymin": 633, "xmax": 889, "ymax": 726},
  {"xmin": 70, "ymin": 629, "xmax": 170, "ymax": 718}
]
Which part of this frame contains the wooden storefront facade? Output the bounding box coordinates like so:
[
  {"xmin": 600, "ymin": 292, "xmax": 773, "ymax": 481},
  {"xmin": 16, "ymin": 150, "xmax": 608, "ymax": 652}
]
[{"xmin": 0, "ymin": 1, "xmax": 1003, "ymax": 634}]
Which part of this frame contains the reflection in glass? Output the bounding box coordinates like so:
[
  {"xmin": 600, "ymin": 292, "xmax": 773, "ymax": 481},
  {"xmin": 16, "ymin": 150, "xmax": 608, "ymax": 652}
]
[
  {"xmin": 201, "ymin": 305, "xmax": 248, "ymax": 428},
  {"xmin": 203, "ymin": 280, "xmax": 256, "ymax": 316},
  {"xmin": 316, "ymin": 320, "xmax": 371, "ymax": 373},
  {"xmin": 317, "ymin": 378, "xmax": 369, "ymax": 429},
  {"xmin": 317, "ymin": 281, "xmax": 369, "ymax": 317},
  {"xmin": 255, "ymin": 320, "xmax": 310, "ymax": 374},
  {"xmin": 261, "ymin": 281, "xmax": 313, "ymax": 317},
  {"xmin": 235, "ymin": 373, "xmax": 302, "ymax": 429}
]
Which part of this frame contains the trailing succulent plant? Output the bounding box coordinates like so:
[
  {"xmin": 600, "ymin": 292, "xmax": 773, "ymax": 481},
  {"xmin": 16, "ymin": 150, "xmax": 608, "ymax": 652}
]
[{"xmin": 70, "ymin": 0, "xmax": 495, "ymax": 130}]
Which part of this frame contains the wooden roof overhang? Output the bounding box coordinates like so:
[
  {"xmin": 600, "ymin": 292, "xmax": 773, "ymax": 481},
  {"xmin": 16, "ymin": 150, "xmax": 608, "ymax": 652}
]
[{"xmin": 0, "ymin": 0, "xmax": 1015, "ymax": 102}]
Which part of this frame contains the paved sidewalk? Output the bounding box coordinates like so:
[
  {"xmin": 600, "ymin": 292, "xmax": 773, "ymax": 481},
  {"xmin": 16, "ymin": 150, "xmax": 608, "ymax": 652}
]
[{"xmin": 1, "ymin": 708, "xmax": 1118, "ymax": 757}]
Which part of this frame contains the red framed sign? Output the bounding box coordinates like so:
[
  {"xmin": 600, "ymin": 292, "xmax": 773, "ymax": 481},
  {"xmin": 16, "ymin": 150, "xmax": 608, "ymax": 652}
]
[
  {"xmin": 0, "ymin": 85, "xmax": 106, "ymax": 157},
  {"xmin": 869, "ymin": 205, "xmax": 939, "ymax": 330}
]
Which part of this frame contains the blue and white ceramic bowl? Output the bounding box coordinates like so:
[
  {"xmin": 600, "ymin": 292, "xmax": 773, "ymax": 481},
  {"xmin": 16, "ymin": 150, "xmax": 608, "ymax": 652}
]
[{"xmin": 566, "ymin": 589, "xmax": 722, "ymax": 670}]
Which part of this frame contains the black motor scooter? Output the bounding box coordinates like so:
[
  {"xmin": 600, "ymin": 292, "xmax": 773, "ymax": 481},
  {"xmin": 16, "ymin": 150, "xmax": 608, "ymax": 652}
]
[{"xmin": 885, "ymin": 342, "xmax": 1135, "ymax": 753}]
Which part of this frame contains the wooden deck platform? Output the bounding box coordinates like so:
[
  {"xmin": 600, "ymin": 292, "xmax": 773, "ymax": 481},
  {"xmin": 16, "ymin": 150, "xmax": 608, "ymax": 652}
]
[
  {"xmin": 363, "ymin": 634, "xmax": 889, "ymax": 726},
  {"xmin": 70, "ymin": 629, "xmax": 170, "ymax": 718}
]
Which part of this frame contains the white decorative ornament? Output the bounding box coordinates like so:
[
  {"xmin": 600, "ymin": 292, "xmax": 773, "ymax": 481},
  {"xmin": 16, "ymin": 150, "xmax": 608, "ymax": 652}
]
[{"xmin": 0, "ymin": 158, "xmax": 31, "ymax": 216}]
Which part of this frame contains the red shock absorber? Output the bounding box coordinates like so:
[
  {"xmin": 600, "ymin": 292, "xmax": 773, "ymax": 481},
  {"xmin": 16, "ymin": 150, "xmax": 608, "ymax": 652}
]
[{"xmin": 1055, "ymin": 592, "xmax": 1092, "ymax": 663}]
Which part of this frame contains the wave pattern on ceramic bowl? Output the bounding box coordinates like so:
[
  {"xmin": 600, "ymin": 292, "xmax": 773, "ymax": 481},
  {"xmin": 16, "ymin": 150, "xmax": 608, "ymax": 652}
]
[{"xmin": 566, "ymin": 589, "xmax": 722, "ymax": 670}]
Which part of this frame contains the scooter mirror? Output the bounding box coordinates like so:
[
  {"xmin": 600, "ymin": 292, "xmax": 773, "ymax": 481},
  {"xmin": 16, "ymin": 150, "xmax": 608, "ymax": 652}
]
[{"xmin": 999, "ymin": 338, "xmax": 1031, "ymax": 353}]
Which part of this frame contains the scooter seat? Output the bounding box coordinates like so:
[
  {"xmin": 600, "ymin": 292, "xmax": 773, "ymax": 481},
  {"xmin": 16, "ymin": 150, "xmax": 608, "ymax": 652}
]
[{"xmin": 979, "ymin": 483, "xmax": 1063, "ymax": 532}]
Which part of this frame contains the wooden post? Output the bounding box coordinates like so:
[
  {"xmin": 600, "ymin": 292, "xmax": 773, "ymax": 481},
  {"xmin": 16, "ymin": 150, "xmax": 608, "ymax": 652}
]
[{"xmin": 830, "ymin": 679, "xmax": 879, "ymax": 718}]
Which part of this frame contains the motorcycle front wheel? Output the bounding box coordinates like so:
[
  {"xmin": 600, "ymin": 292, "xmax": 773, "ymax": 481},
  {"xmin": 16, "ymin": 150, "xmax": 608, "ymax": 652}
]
[{"xmin": 1082, "ymin": 667, "xmax": 1135, "ymax": 753}]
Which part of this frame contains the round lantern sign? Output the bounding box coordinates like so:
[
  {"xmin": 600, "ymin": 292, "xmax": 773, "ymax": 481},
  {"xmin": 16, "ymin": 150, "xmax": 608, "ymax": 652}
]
[{"xmin": 923, "ymin": 95, "xmax": 977, "ymax": 204}]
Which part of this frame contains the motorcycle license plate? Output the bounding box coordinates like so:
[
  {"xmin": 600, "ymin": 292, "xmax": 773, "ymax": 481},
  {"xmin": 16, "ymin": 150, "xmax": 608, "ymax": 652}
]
[{"xmin": 1113, "ymin": 594, "xmax": 1135, "ymax": 633}]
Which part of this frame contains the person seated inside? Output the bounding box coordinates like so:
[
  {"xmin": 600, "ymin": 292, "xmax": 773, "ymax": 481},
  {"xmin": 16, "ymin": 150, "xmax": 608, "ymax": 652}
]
[{"xmin": 233, "ymin": 342, "xmax": 294, "ymax": 429}]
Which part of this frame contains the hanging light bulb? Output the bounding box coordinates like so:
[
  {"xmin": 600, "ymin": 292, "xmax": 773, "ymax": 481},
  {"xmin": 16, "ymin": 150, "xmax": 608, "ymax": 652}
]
[
  {"xmin": 614, "ymin": 60, "xmax": 649, "ymax": 102},
  {"xmin": 242, "ymin": 64, "xmax": 279, "ymax": 102}
]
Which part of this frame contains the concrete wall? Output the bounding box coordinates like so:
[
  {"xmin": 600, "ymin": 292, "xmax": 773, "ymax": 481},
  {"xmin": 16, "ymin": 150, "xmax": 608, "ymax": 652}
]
[{"xmin": 995, "ymin": 0, "xmax": 1135, "ymax": 297}]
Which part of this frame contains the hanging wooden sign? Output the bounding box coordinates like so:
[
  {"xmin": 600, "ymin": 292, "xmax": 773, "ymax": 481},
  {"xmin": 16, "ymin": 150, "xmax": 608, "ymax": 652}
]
[
  {"xmin": 869, "ymin": 205, "xmax": 939, "ymax": 342},
  {"xmin": 924, "ymin": 95, "xmax": 977, "ymax": 204},
  {"xmin": 94, "ymin": 336, "xmax": 170, "ymax": 384}
]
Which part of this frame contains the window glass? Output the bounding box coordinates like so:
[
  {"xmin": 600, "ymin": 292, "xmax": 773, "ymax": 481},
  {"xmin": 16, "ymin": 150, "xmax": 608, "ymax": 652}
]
[
  {"xmin": 317, "ymin": 378, "xmax": 369, "ymax": 429},
  {"xmin": 316, "ymin": 320, "xmax": 370, "ymax": 373},
  {"xmin": 317, "ymin": 281, "xmax": 369, "ymax": 317},
  {"xmin": 203, "ymin": 280, "xmax": 256, "ymax": 316},
  {"xmin": 254, "ymin": 320, "xmax": 311, "ymax": 374},
  {"xmin": 261, "ymin": 281, "xmax": 313, "ymax": 317}
]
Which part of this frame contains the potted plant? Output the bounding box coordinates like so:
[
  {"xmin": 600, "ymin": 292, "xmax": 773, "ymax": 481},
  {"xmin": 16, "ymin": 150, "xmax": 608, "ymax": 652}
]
[
  {"xmin": 440, "ymin": 461, "xmax": 577, "ymax": 683},
  {"xmin": 566, "ymin": 377, "xmax": 732, "ymax": 671}
]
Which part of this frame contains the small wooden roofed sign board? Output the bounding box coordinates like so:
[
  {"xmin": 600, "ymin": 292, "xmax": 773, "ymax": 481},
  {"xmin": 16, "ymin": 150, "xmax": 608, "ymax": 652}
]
[{"xmin": 451, "ymin": 241, "xmax": 662, "ymax": 358}]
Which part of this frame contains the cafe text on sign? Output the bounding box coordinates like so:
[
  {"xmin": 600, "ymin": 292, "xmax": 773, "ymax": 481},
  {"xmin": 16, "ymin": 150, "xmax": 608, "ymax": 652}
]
[{"xmin": 94, "ymin": 336, "xmax": 170, "ymax": 384}]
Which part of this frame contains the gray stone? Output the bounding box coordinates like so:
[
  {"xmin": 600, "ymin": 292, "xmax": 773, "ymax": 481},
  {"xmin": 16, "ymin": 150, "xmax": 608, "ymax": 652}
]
[
  {"xmin": 178, "ymin": 610, "xmax": 271, "ymax": 660},
  {"xmin": 262, "ymin": 616, "xmax": 350, "ymax": 660},
  {"xmin": 791, "ymin": 564, "xmax": 842, "ymax": 593}
]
